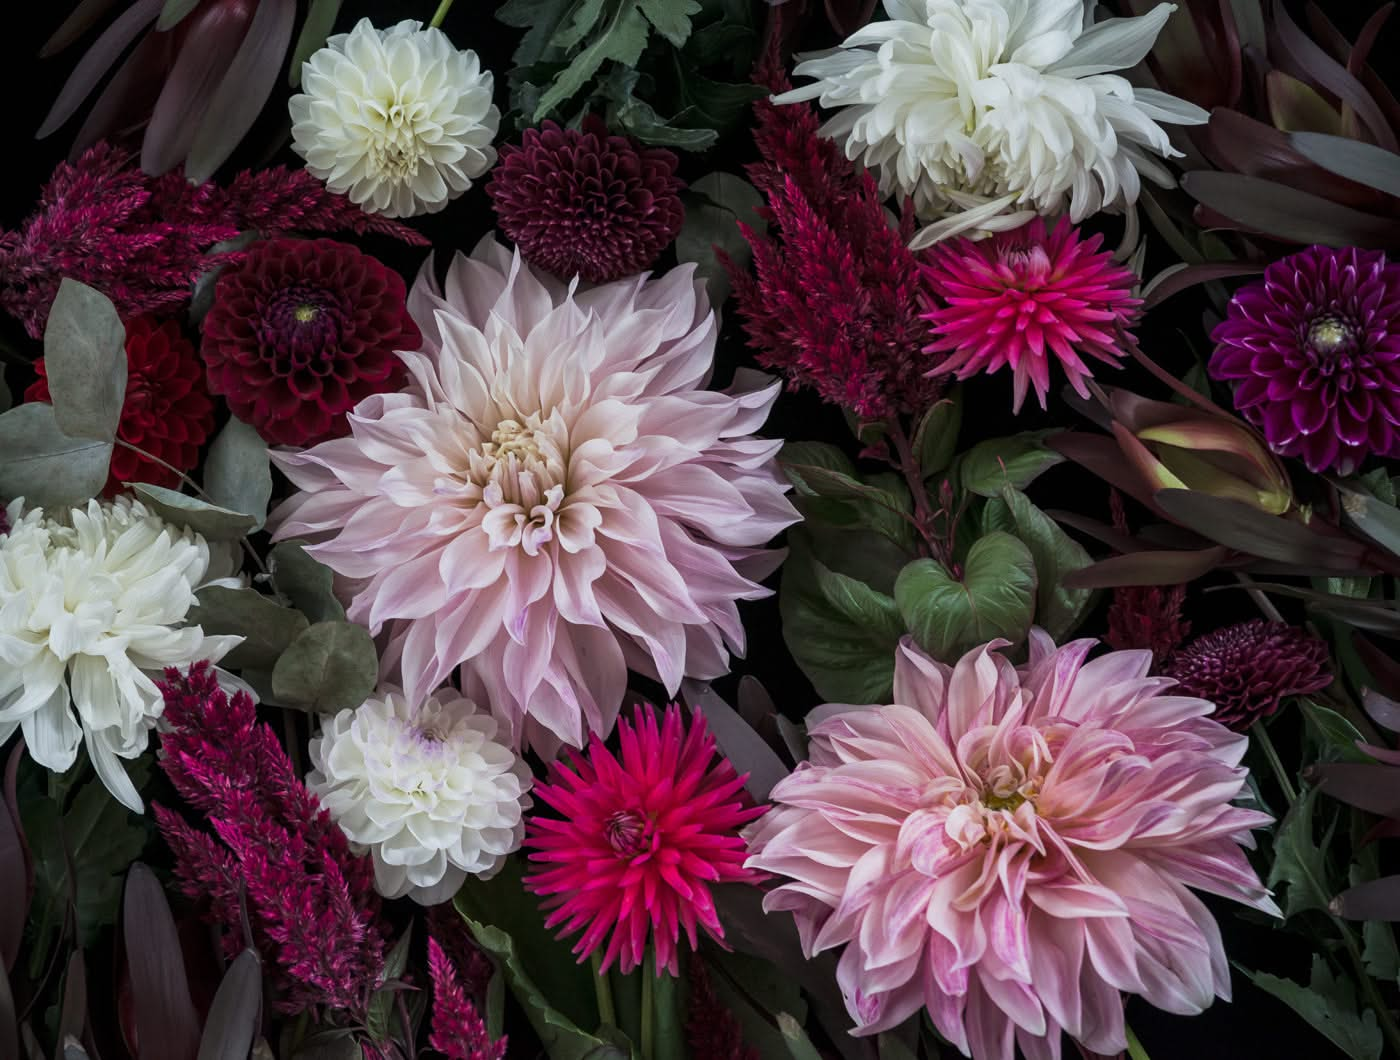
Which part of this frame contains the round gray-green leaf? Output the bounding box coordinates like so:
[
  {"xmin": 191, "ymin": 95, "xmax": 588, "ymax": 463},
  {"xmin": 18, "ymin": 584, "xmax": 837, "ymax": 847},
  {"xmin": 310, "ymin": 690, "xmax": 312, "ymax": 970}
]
[
  {"xmin": 0, "ymin": 403, "xmax": 112, "ymax": 509},
  {"xmin": 272, "ymin": 621, "xmax": 379, "ymax": 713},
  {"xmin": 131, "ymin": 483, "xmax": 258, "ymax": 541},
  {"xmin": 43, "ymin": 278, "xmax": 127, "ymax": 443},
  {"xmin": 205, "ymin": 418, "xmax": 273, "ymax": 531},
  {"xmin": 190, "ymin": 586, "xmax": 310, "ymax": 671},
  {"xmin": 269, "ymin": 541, "xmax": 346, "ymax": 623},
  {"xmin": 894, "ymin": 532, "xmax": 1037, "ymax": 661}
]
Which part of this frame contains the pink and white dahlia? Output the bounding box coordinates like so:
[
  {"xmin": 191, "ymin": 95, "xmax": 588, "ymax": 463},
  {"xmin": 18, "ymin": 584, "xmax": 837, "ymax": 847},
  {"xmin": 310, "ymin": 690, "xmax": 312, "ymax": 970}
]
[
  {"xmin": 746, "ymin": 633, "xmax": 1277, "ymax": 1059},
  {"xmin": 270, "ymin": 236, "xmax": 797, "ymax": 751}
]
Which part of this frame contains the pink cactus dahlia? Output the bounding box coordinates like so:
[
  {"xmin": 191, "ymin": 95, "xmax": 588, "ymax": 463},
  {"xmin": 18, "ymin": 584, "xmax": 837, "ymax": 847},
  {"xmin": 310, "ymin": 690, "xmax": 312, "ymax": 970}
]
[
  {"xmin": 269, "ymin": 236, "xmax": 798, "ymax": 751},
  {"xmin": 921, "ymin": 218, "xmax": 1141, "ymax": 412},
  {"xmin": 746, "ymin": 633, "xmax": 1278, "ymax": 1059}
]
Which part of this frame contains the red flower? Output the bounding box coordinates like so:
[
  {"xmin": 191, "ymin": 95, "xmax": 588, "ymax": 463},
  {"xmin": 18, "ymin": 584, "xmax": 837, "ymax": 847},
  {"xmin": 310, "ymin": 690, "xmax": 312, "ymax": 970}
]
[
  {"xmin": 487, "ymin": 116, "xmax": 685, "ymax": 284},
  {"xmin": 25, "ymin": 315, "xmax": 214, "ymax": 494},
  {"xmin": 201, "ymin": 238, "xmax": 417, "ymax": 446},
  {"xmin": 427, "ymin": 937, "xmax": 507, "ymax": 1060},
  {"xmin": 523, "ymin": 704, "xmax": 764, "ymax": 975}
]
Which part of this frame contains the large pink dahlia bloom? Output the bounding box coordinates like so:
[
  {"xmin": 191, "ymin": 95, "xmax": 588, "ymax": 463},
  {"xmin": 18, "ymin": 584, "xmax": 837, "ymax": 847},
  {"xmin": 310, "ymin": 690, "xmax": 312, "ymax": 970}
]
[
  {"xmin": 269, "ymin": 236, "xmax": 797, "ymax": 751},
  {"xmin": 746, "ymin": 633, "xmax": 1277, "ymax": 1059}
]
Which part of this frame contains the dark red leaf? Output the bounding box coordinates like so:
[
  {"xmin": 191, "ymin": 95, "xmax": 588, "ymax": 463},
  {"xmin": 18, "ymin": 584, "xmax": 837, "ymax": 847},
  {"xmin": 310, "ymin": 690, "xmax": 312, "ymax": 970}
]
[
  {"xmin": 123, "ymin": 863, "xmax": 201, "ymax": 1060},
  {"xmin": 1062, "ymin": 547, "xmax": 1229, "ymax": 590},
  {"xmin": 1182, "ymin": 170, "xmax": 1400, "ymax": 246},
  {"xmin": 1331, "ymin": 875, "xmax": 1400, "ymax": 920},
  {"xmin": 40, "ymin": 0, "xmax": 125, "ymax": 57},
  {"xmin": 58, "ymin": 950, "xmax": 87, "ymax": 1045},
  {"xmin": 1310, "ymin": 762, "xmax": 1400, "ymax": 816},
  {"xmin": 1353, "ymin": 632, "xmax": 1400, "ymax": 701},
  {"xmin": 1143, "ymin": 262, "xmax": 1266, "ymax": 310},
  {"xmin": 196, "ymin": 950, "xmax": 262, "ymax": 1060},
  {"xmin": 1154, "ymin": 488, "xmax": 1370, "ymax": 568},
  {"xmin": 36, "ymin": 0, "xmax": 163, "ymax": 138}
]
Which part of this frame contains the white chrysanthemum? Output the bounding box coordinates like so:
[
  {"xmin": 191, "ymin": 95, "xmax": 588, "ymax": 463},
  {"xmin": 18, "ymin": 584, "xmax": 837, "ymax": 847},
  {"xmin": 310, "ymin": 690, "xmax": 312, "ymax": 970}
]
[
  {"xmin": 308, "ymin": 686, "xmax": 532, "ymax": 905},
  {"xmin": 777, "ymin": 0, "xmax": 1209, "ymax": 244},
  {"xmin": 0, "ymin": 496, "xmax": 242, "ymax": 812},
  {"xmin": 290, "ymin": 18, "xmax": 500, "ymax": 218}
]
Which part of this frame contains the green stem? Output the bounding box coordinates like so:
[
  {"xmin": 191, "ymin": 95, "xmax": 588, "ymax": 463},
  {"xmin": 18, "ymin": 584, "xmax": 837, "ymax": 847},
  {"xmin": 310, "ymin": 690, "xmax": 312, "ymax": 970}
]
[
  {"xmin": 1252, "ymin": 720, "xmax": 1298, "ymax": 807},
  {"xmin": 428, "ymin": 0, "xmax": 456, "ymax": 27},
  {"xmin": 640, "ymin": 959, "xmax": 655, "ymax": 1060},
  {"xmin": 591, "ymin": 952, "xmax": 616, "ymax": 1029},
  {"xmin": 1125, "ymin": 1022, "xmax": 1151, "ymax": 1060}
]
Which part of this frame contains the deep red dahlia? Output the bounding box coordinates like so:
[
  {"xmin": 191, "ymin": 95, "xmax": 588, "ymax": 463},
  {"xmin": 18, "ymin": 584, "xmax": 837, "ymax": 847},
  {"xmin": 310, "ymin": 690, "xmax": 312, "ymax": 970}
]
[
  {"xmin": 1164, "ymin": 619, "xmax": 1333, "ymax": 730},
  {"xmin": 200, "ymin": 238, "xmax": 416, "ymax": 446},
  {"xmin": 487, "ymin": 116, "xmax": 684, "ymax": 284},
  {"xmin": 26, "ymin": 316, "xmax": 213, "ymax": 494},
  {"xmin": 523, "ymin": 704, "xmax": 764, "ymax": 975},
  {"xmin": 1209, "ymin": 246, "xmax": 1400, "ymax": 474}
]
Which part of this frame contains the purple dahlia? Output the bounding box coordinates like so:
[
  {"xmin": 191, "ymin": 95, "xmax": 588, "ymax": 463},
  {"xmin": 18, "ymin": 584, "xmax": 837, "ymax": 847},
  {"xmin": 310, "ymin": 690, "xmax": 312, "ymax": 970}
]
[
  {"xmin": 1164, "ymin": 619, "xmax": 1332, "ymax": 730},
  {"xmin": 487, "ymin": 116, "xmax": 684, "ymax": 284},
  {"xmin": 1210, "ymin": 246, "xmax": 1400, "ymax": 474}
]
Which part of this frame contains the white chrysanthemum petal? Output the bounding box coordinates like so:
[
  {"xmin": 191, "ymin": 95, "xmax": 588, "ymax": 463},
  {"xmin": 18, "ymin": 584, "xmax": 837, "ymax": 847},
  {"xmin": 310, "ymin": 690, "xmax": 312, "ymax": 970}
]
[
  {"xmin": 289, "ymin": 18, "xmax": 500, "ymax": 219},
  {"xmin": 0, "ymin": 496, "xmax": 242, "ymax": 812},
  {"xmin": 307, "ymin": 687, "xmax": 532, "ymax": 904},
  {"xmin": 781, "ymin": 0, "xmax": 1204, "ymax": 238}
]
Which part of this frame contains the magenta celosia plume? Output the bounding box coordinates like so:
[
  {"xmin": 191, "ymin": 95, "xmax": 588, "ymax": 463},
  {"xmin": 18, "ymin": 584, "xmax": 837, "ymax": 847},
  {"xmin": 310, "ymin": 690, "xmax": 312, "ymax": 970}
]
[
  {"xmin": 269, "ymin": 235, "xmax": 798, "ymax": 752},
  {"xmin": 921, "ymin": 217, "xmax": 1141, "ymax": 412},
  {"xmin": 1209, "ymin": 245, "xmax": 1400, "ymax": 474},
  {"xmin": 154, "ymin": 662, "xmax": 386, "ymax": 1018},
  {"xmin": 428, "ymin": 937, "xmax": 508, "ymax": 1060},
  {"xmin": 201, "ymin": 237, "xmax": 416, "ymax": 446},
  {"xmin": 724, "ymin": 87, "xmax": 942, "ymax": 419},
  {"xmin": 488, "ymin": 116, "xmax": 685, "ymax": 284},
  {"xmin": 523, "ymin": 704, "xmax": 765, "ymax": 975},
  {"xmin": 746, "ymin": 633, "xmax": 1278, "ymax": 1058}
]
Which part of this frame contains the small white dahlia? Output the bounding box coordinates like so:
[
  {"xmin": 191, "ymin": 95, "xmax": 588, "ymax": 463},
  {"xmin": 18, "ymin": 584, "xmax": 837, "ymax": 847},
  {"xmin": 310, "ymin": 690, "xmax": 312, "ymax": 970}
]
[
  {"xmin": 0, "ymin": 496, "xmax": 242, "ymax": 812},
  {"xmin": 290, "ymin": 18, "xmax": 500, "ymax": 219},
  {"xmin": 270, "ymin": 236, "xmax": 799, "ymax": 752},
  {"xmin": 307, "ymin": 686, "xmax": 532, "ymax": 905},
  {"xmin": 777, "ymin": 0, "xmax": 1208, "ymax": 243}
]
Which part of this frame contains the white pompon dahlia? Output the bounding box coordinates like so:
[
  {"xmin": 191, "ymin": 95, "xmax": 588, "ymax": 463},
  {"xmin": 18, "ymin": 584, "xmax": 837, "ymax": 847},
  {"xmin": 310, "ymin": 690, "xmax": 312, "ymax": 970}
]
[
  {"xmin": 290, "ymin": 19, "xmax": 499, "ymax": 218},
  {"xmin": 270, "ymin": 236, "xmax": 799, "ymax": 752},
  {"xmin": 308, "ymin": 687, "xmax": 532, "ymax": 905},
  {"xmin": 0, "ymin": 496, "xmax": 242, "ymax": 812},
  {"xmin": 776, "ymin": 0, "xmax": 1209, "ymax": 244}
]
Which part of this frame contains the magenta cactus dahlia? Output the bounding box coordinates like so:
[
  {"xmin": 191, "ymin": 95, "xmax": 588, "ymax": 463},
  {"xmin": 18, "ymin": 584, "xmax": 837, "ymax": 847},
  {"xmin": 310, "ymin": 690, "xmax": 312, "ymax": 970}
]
[
  {"xmin": 746, "ymin": 633, "xmax": 1278, "ymax": 1058},
  {"xmin": 1210, "ymin": 246, "xmax": 1400, "ymax": 474}
]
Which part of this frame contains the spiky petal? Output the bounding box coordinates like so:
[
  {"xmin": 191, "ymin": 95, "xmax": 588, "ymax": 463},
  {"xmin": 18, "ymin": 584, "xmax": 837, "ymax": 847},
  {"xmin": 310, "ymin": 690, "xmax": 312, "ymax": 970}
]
[
  {"xmin": 524, "ymin": 704, "xmax": 765, "ymax": 975},
  {"xmin": 921, "ymin": 217, "xmax": 1141, "ymax": 412},
  {"xmin": 746, "ymin": 633, "xmax": 1278, "ymax": 1057}
]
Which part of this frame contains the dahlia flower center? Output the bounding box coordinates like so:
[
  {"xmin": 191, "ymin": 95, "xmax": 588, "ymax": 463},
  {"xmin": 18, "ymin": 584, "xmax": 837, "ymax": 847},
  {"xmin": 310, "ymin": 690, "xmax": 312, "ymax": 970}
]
[
  {"xmin": 998, "ymin": 243, "xmax": 1052, "ymax": 283},
  {"xmin": 262, "ymin": 287, "xmax": 347, "ymax": 371},
  {"xmin": 604, "ymin": 809, "xmax": 649, "ymax": 857},
  {"xmin": 1306, "ymin": 314, "xmax": 1359, "ymax": 359}
]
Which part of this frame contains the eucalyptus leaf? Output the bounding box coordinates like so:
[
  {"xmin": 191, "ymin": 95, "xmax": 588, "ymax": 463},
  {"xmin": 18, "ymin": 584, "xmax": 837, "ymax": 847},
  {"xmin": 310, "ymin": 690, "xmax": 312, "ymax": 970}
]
[
  {"xmin": 271, "ymin": 621, "xmax": 379, "ymax": 713},
  {"xmin": 986, "ymin": 487, "xmax": 1094, "ymax": 640},
  {"xmin": 894, "ymin": 532, "xmax": 1037, "ymax": 661},
  {"xmin": 0, "ymin": 403, "xmax": 112, "ymax": 509},
  {"xmin": 190, "ymin": 586, "xmax": 310, "ymax": 671},
  {"xmin": 269, "ymin": 541, "xmax": 346, "ymax": 623},
  {"xmin": 959, "ymin": 432, "xmax": 1063, "ymax": 497},
  {"xmin": 1246, "ymin": 956, "xmax": 1382, "ymax": 1060},
  {"xmin": 131, "ymin": 484, "xmax": 257, "ymax": 541},
  {"xmin": 205, "ymin": 418, "xmax": 272, "ymax": 531},
  {"xmin": 675, "ymin": 172, "xmax": 763, "ymax": 302},
  {"xmin": 43, "ymin": 278, "xmax": 127, "ymax": 443}
]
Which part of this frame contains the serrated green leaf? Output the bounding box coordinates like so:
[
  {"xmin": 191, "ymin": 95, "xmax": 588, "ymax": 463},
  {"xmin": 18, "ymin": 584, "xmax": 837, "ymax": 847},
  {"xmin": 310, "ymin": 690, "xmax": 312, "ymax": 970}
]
[
  {"xmin": 959, "ymin": 431, "xmax": 1063, "ymax": 497},
  {"xmin": 190, "ymin": 586, "xmax": 310, "ymax": 671},
  {"xmin": 895, "ymin": 532, "xmax": 1037, "ymax": 661},
  {"xmin": 637, "ymin": 0, "xmax": 699, "ymax": 46},
  {"xmin": 551, "ymin": 0, "xmax": 608, "ymax": 49},
  {"xmin": 131, "ymin": 483, "xmax": 257, "ymax": 541},
  {"xmin": 43, "ymin": 279, "xmax": 127, "ymax": 444},
  {"xmin": 0, "ymin": 403, "xmax": 112, "ymax": 508},
  {"xmin": 533, "ymin": 0, "xmax": 649, "ymax": 120},
  {"xmin": 1246, "ymin": 956, "xmax": 1382, "ymax": 1060},
  {"xmin": 1267, "ymin": 785, "xmax": 1335, "ymax": 919},
  {"xmin": 271, "ymin": 621, "xmax": 378, "ymax": 714},
  {"xmin": 612, "ymin": 95, "xmax": 719, "ymax": 148},
  {"xmin": 986, "ymin": 487, "xmax": 1094, "ymax": 640},
  {"xmin": 205, "ymin": 418, "xmax": 272, "ymax": 532},
  {"xmin": 1301, "ymin": 700, "xmax": 1373, "ymax": 765}
]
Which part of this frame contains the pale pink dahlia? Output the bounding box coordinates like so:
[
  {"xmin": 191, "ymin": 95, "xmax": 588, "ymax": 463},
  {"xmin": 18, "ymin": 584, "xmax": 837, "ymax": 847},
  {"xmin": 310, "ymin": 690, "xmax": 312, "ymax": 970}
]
[
  {"xmin": 921, "ymin": 218, "xmax": 1140, "ymax": 412},
  {"xmin": 269, "ymin": 236, "xmax": 797, "ymax": 751},
  {"xmin": 746, "ymin": 633, "xmax": 1278, "ymax": 1059}
]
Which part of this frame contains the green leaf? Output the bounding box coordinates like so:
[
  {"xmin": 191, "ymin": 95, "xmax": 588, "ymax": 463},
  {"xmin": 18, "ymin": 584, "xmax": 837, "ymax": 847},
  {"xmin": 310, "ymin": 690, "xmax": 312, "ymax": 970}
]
[
  {"xmin": 205, "ymin": 418, "xmax": 272, "ymax": 532},
  {"xmin": 986, "ymin": 487, "xmax": 1094, "ymax": 640},
  {"xmin": 959, "ymin": 431, "xmax": 1063, "ymax": 497},
  {"xmin": 648, "ymin": 954, "xmax": 684, "ymax": 1060},
  {"xmin": 780, "ymin": 447, "xmax": 916, "ymax": 551},
  {"xmin": 287, "ymin": 0, "xmax": 343, "ymax": 85},
  {"xmin": 533, "ymin": 0, "xmax": 649, "ymax": 120},
  {"xmin": 366, "ymin": 927, "xmax": 412, "ymax": 1044},
  {"xmin": 269, "ymin": 541, "xmax": 346, "ymax": 624},
  {"xmin": 612, "ymin": 94, "xmax": 718, "ymax": 148},
  {"xmin": 780, "ymin": 530, "xmax": 903, "ymax": 703},
  {"xmin": 1301, "ymin": 701, "xmax": 1373, "ymax": 765},
  {"xmin": 913, "ymin": 389, "xmax": 961, "ymax": 478},
  {"xmin": 271, "ymin": 621, "xmax": 378, "ymax": 714},
  {"xmin": 675, "ymin": 172, "xmax": 763, "ymax": 301},
  {"xmin": 894, "ymin": 532, "xmax": 1037, "ymax": 661},
  {"xmin": 131, "ymin": 483, "xmax": 257, "ymax": 541},
  {"xmin": 1246, "ymin": 956, "xmax": 1382, "ymax": 1060},
  {"xmin": 42, "ymin": 279, "xmax": 127, "ymax": 444},
  {"xmin": 1339, "ymin": 483, "xmax": 1400, "ymax": 559},
  {"xmin": 1267, "ymin": 785, "xmax": 1335, "ymax": 919},
  {"xmin": 637, "ymin": 0, "xmax": 699, "ymax": 47},
  {"xmin": 551, "ymin": 0, "xmax": 608, "ymax": 49},
  {"xmin": 1351, "ymin": 847, "xmax": 1400, "ymax": 982},
  {"xmin": 0, "ymin": 403, "xmax": 112, "ymax": 508},
  {"xmin": 198, "ymin": 950, "xmax": 263, "ymax": 1060},
  {"xmin": 778, "ymin": 1013, "xmax": 823, "ymax": 1060},
  {"xmin": 190, "ymin": 586, "xmax": 310, "ymax": 671},
  {"xmin": 455, "ymin": 861, "xmax": 621, "ymax": 1060}
]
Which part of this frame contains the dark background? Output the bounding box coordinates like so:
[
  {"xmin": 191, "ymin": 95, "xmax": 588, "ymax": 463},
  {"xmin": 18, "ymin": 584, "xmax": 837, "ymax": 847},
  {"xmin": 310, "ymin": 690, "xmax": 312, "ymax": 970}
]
[{"xmin": 0, "ymin": 0, "xmax": 1391, "ymax": 1057}]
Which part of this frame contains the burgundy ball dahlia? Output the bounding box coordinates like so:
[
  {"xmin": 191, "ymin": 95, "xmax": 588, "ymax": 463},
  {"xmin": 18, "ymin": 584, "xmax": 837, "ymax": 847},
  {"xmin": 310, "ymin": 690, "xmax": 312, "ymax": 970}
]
[
  {"xmin": 201, "ymin": 238, "xmax": 416, "ymax": 447},
  {"xmin": 26, "ymin": 316, "xmax": 214, "ymax": 494},
  {"xmin": 487, "ymin": 116, "xmax": 684, "ymax": 284},
  {"xmin": 1210, "ymin": 246, "xmax": 1400, "ymax": 474},
  {"xmin": 1164, "ymin": 619, "xmax": 1332, "ymax": 730}
]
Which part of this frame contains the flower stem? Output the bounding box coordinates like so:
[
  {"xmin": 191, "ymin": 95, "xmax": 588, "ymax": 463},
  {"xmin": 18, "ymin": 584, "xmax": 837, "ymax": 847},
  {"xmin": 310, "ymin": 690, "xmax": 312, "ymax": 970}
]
[
  {"xmin": 1125, "ymin": 1022, "xmax": 1151, "ymax": 1060},
  {"xmin": 640, "ymin": 958, "xmax": 655, "ymax": 1060},
  {"xmin": 591, "ymin": 953, "xmax": 617, "ymax": 1029},
  {"xmin": 887, "ymin": 418, "xmax": 941, "ymax": 559},
  {"xmin": 1252, "ymin": 720, "xmax": 1297, "ymax": 807},
  {"xmin": 428, "ymin": 0, "xmax": 456, "ymax": 27}
]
